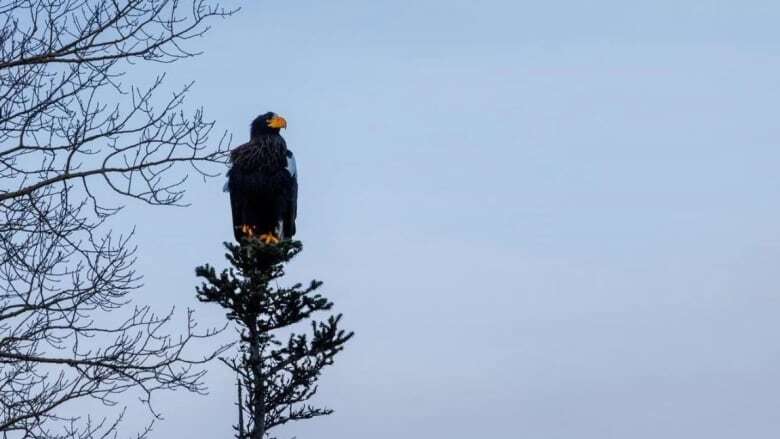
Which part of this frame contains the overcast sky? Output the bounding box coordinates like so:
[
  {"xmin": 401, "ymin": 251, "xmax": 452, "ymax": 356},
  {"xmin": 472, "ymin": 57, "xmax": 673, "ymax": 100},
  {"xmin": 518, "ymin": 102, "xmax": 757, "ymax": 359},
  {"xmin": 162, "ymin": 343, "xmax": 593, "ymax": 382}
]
[{"xmin": 115, "ymin": 1, "xmax": 780, "ymax": 438}]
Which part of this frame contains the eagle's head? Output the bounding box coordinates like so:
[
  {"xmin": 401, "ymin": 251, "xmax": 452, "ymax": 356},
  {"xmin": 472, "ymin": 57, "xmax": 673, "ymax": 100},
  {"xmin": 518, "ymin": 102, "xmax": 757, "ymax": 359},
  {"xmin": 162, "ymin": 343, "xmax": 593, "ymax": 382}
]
[{"xmin": 251, "ymin": 112, "xmax": 287, "ymax": 138}]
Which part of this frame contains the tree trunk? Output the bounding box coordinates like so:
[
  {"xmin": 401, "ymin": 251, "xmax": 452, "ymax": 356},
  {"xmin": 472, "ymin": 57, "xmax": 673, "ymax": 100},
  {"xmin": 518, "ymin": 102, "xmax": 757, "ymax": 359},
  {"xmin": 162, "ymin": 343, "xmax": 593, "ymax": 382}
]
[{"xmin": 248, "ymin": 322, "xmax": 265, "ymax": 439}]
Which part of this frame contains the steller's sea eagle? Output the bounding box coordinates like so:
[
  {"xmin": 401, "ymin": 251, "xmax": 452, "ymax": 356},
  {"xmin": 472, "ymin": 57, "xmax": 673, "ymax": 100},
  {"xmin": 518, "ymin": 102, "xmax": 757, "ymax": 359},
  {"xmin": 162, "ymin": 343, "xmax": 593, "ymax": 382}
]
[{"xmin": 225, "ymin": 112, "xmax": 297, "ymax": 244}]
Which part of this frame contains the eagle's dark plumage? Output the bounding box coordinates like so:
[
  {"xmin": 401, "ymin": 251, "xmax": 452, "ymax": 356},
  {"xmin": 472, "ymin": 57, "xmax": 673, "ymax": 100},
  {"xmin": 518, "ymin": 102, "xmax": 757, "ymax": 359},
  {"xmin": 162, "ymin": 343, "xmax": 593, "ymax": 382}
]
[{"xmin": 226, "ymin": 112, "xmax": 297, "ymax": 243}]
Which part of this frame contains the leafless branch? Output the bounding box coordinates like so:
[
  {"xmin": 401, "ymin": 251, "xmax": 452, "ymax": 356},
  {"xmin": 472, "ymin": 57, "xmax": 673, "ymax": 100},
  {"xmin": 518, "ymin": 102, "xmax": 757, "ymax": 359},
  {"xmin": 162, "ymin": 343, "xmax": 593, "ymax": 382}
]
[{"xmin": 0, "ymin": 1, "xmax": 237, "ymax": 438}]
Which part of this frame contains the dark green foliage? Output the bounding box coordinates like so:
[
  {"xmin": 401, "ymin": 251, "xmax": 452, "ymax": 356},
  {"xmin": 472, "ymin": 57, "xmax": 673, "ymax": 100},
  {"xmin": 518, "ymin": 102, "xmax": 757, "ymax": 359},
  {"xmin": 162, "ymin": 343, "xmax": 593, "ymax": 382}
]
[{"xmin": 195, "ymin": 239, "xmax": 353, "ymax": 439}]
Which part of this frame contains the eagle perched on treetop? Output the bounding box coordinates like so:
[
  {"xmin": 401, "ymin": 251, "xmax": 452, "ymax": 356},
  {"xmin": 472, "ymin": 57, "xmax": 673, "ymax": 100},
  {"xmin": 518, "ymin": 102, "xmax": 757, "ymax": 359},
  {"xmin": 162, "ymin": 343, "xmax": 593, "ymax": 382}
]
[{"xmin": 225, "ymin": 112, "xmax": 298, "ymax": 244}]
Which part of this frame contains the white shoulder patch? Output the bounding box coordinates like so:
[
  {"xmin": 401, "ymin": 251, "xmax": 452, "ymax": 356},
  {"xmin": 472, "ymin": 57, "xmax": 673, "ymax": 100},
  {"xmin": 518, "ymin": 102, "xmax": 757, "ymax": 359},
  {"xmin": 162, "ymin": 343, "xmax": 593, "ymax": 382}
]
[{"xmin": 286, "ymin": 151, "xmax": 297, "ymax": 177}]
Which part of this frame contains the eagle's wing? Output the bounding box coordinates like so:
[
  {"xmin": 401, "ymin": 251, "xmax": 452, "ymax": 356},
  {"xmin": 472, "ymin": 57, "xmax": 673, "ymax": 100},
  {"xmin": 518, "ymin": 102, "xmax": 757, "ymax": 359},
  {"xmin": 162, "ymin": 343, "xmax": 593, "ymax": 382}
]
[
  {"xmin": 283, "ymin": 149, "xmax": 298, "ymax": 238},
  {"xmin": 286, "ymin": 149, "xmax": 297, "ymax": 178},
  {"xmin": 226, "ymin": 141, "xmax": 254, "ymax": 241}
]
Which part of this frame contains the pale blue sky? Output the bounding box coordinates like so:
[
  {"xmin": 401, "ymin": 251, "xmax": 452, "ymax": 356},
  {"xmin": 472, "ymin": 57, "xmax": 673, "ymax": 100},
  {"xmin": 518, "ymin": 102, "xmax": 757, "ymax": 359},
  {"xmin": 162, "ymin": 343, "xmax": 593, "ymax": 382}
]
[{"xmin": 116, "ymin": 1, "xmax": 780, "ymax": 438}]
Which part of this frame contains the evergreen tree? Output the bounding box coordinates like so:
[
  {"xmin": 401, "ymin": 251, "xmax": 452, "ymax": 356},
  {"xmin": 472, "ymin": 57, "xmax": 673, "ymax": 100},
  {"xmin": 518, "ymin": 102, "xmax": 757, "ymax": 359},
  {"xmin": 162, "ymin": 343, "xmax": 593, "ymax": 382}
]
[{"xmin": 195, "ymin": 240, "xmax": 353, "ymax": 439}]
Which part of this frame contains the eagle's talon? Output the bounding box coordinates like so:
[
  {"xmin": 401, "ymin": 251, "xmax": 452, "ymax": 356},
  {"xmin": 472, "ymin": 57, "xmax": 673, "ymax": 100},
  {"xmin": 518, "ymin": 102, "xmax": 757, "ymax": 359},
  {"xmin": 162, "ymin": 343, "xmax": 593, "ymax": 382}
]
[
  {"xmin": 259, "ymin": 233, "xmax": 280, "ymax": 245},
  {"xmin": 240, "ymin": 224, "xmax": 255, "ymax": 238}
]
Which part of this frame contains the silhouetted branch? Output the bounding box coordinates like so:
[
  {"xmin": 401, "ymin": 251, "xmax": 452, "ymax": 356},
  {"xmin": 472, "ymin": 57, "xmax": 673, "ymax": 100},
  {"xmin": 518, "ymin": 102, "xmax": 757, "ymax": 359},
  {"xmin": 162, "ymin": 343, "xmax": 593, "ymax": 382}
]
[{"xmin": 0, "ymin": 1, "xmax": 238, "ymax": 438}]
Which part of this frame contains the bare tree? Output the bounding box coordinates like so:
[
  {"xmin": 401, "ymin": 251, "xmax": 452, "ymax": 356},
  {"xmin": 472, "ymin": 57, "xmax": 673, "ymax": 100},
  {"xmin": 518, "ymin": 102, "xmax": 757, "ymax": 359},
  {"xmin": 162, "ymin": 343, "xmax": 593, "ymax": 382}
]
[{"xmin": 0, "ymin": 1, "xmax": 238, "ymax": 437}]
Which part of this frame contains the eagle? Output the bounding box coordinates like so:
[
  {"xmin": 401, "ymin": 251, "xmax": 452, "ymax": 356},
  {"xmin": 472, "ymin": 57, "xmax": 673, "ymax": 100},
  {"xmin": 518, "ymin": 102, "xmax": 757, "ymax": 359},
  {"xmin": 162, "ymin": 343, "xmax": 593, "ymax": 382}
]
[{"xmin": 225, "ymin": 112, "xmax": 298, "ymax": 244}]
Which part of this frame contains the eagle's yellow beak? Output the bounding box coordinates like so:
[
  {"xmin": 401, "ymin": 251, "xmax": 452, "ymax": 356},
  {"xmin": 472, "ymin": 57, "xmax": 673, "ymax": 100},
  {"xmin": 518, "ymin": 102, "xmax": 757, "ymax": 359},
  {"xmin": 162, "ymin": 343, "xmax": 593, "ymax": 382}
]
[{"xmin": 267, "ymin": 115, "xmax": 287, "ymax": 129}]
